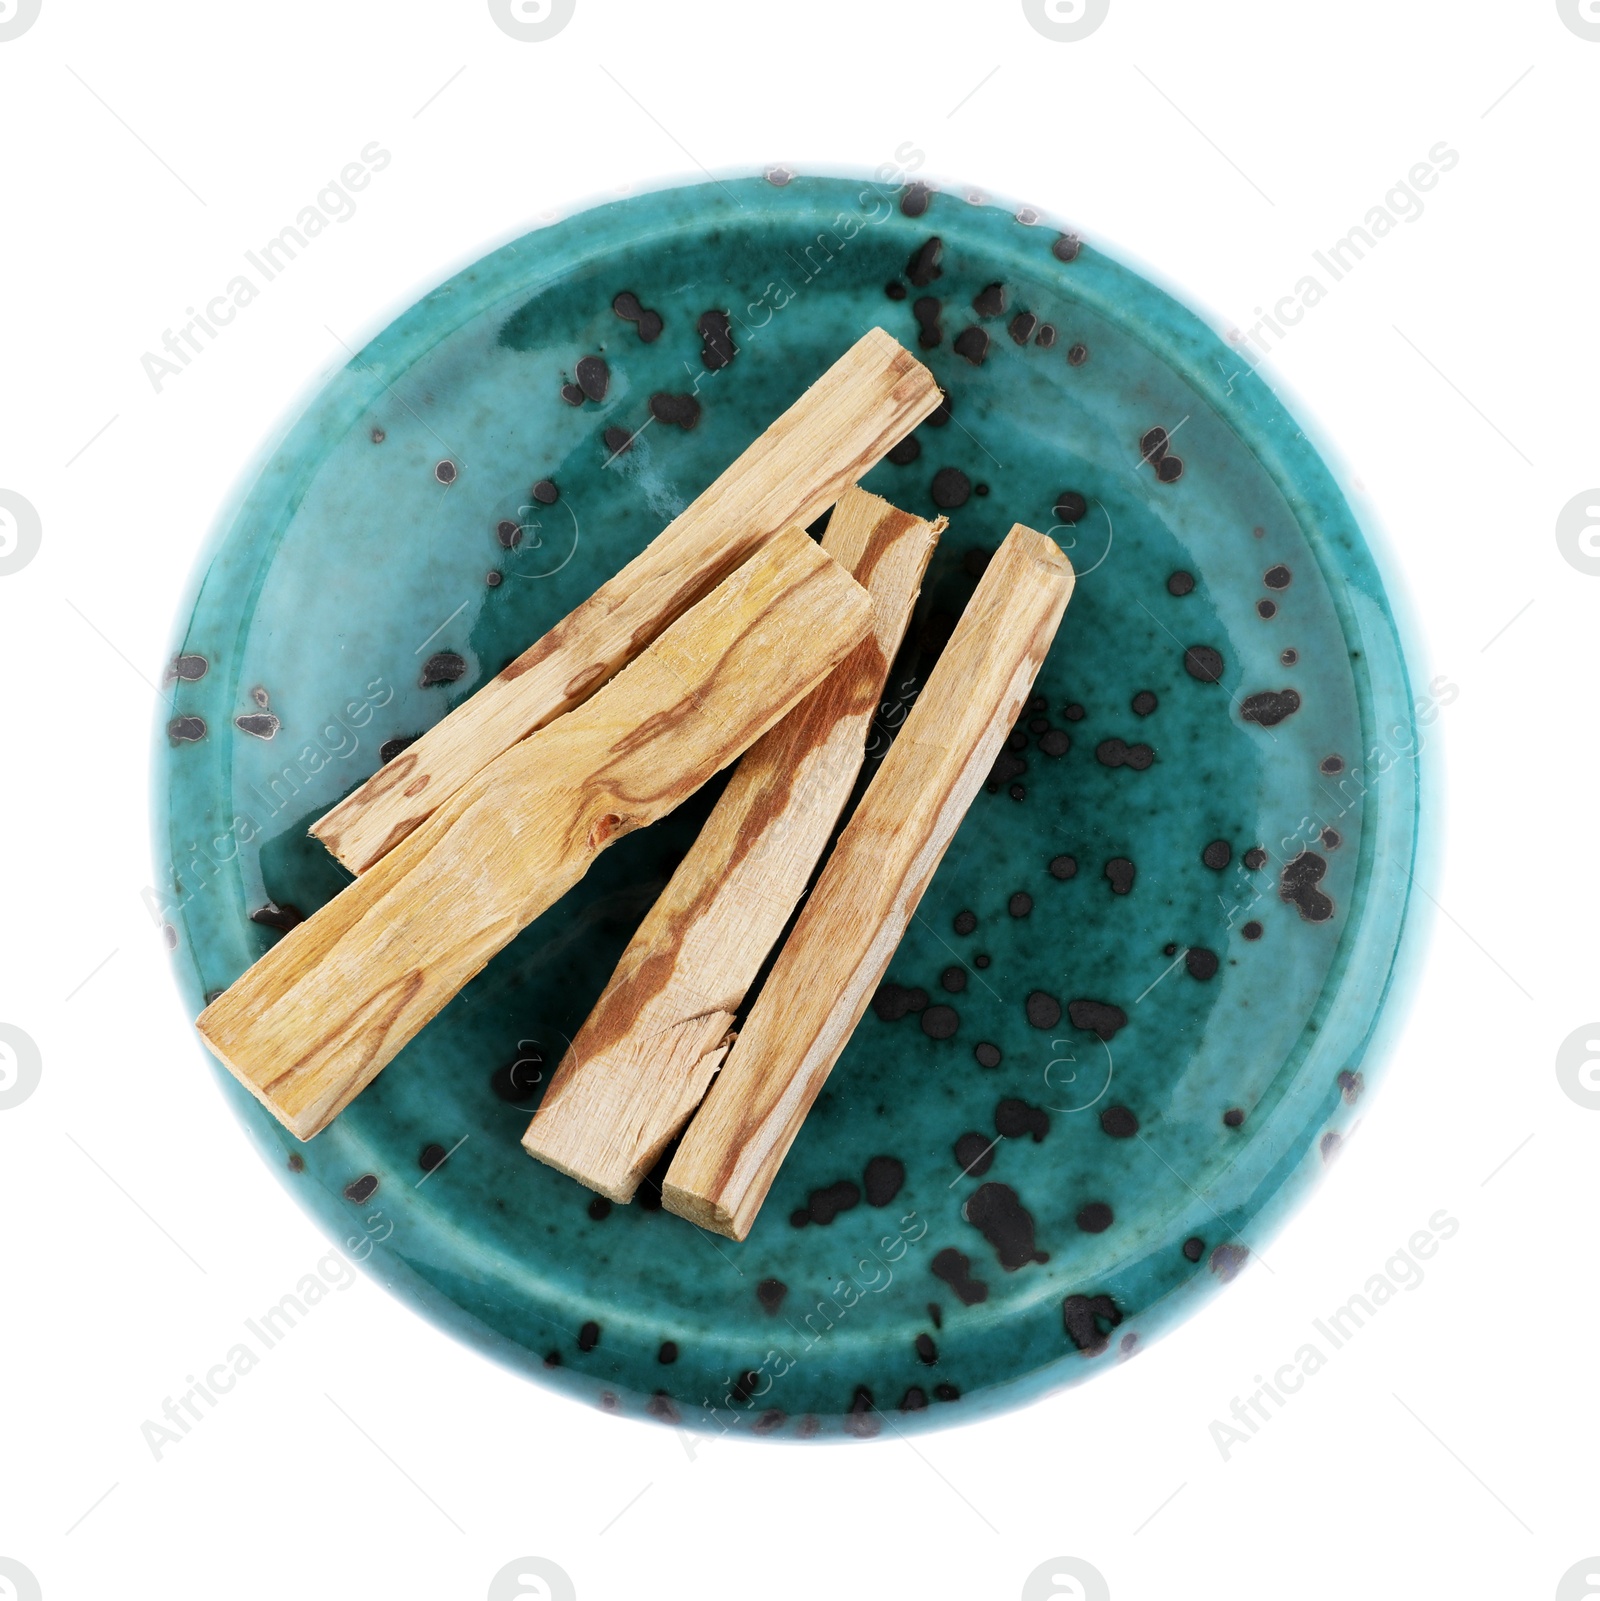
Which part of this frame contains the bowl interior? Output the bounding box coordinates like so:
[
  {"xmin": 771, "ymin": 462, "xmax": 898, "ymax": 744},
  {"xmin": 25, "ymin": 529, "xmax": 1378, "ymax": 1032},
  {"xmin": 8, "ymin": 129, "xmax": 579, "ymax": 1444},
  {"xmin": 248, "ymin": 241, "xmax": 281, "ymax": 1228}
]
[{"xmin": 157, "ymin": 174, "xmax": 1418, "ymax": 1435}]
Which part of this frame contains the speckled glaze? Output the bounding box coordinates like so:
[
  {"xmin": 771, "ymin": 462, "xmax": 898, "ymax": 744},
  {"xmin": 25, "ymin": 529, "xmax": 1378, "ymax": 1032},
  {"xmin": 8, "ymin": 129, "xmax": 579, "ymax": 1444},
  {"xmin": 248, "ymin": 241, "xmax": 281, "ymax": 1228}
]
[{"xmin": 154, "ymin": 174, "xmax": 1421, "ymax": 1437}]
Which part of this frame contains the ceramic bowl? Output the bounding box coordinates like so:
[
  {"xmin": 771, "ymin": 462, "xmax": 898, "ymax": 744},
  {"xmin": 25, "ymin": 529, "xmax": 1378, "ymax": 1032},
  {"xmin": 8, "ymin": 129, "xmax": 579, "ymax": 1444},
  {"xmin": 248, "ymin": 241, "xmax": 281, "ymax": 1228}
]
[{"xmin": 155, "ymin": 172, "xmax": 1422, "ymax": 1437}]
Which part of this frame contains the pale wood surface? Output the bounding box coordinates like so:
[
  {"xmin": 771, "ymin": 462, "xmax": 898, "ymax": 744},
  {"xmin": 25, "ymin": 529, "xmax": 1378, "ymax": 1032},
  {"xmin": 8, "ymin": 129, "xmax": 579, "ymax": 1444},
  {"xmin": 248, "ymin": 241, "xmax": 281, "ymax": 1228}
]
[
  {"xmin": 662, "ymin": 524, "xmax": 1074, "ymax": 1239},
  {"xmin": 311, "ymin": 328, "xmax": 940, "ymax": 874},
  {"xmin": 197, "ymin": 527, "xmax": 872, "ymax": 1140},
  {"xmin": 523, "ymin": 488, "xmax": 945, "ymax": 1200}
]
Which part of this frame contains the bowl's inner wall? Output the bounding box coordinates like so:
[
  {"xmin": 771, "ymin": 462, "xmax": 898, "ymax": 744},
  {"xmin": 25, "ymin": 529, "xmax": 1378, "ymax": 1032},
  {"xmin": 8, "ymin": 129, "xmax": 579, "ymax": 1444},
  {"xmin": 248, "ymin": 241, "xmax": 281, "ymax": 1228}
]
[{"xmin": 158, "ymin": 176, "xmax": 1415, "ymax": 1434}]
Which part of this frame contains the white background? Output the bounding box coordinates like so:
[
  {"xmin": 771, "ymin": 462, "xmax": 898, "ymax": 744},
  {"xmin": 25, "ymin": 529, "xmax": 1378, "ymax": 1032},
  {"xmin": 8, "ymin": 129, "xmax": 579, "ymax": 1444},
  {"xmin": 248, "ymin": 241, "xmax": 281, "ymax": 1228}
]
[{"xmin": 1, "ymin": 2, "xmax": 1594, "ymax": 1598}]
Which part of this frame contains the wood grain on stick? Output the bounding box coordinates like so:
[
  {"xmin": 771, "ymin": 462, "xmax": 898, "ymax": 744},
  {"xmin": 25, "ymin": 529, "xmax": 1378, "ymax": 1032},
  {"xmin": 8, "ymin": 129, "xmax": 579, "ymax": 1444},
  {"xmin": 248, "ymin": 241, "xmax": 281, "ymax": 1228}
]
[
  {"xmin": 197, "ymin": 527, "xmax": 873, "ymax": 1140},
  {"xmin": 523, "ymin": 488, "xmax": 945, "ymax": 1200},
  {"xmin": 662, "ymin": 524, "xmax": 1074, "ymax": 1239},
  {"xmin": 311, "ymin": 328, "xmax": 940, "ymax": 874}
]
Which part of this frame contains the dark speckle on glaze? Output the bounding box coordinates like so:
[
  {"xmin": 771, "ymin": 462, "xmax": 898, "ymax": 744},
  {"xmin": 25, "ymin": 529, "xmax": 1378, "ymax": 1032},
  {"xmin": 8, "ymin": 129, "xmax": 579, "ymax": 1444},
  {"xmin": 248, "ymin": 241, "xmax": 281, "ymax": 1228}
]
[
  {"xmin": 1210, "ymin": 1243, "xmax": 1250, "ymax": 1282},
  {"xmin": 1100, "ymin": 1104, "xmax": 1138, "ymax": 1138},
  {"xmin": 253, "ymin": 899, "xmax": 305, "ymax": 935},
  {"xmin": 931, "ymin": 466, "xmax": 971, "ymax": 508},
  {"xmin": 1167, "ymin": 569, "xmax": 1196, "ymax": 596},
  {"xmin": 602, "ymin": 425, "xmax": 634, "ymax": 456},
  {"xmin": 1038, "ymin": 728, "xmax": 1071, "ymax": 758},
  {"xmin": 863, "ymin": 1156, "xmax": 906, "ymax": 1207},
  {"xmin": 168, "ymin": 715, "xmax": 207, "ymax": 744},
  {"xmin": 587, "ymin": 1194, "xmax": 611, "ymax": 1220},
  {"xmin": 972, "ymin": 282, "xmax": 1007, "ymax": 318},
  {"xmin": 906, "ymin": 237, "xmax": 943, "ymax": 287},
  {"xmin": 915, "ymin": 1332, "xmax": 938, "ymax": 1364},
  {"xmin": 953, "ymin": 909, "xmax": 977, "ymax": 935},
  {"xmin": 803, "ymin": 1180, "xmax": 860, "ymax": 1225},
  {"xmin": 1008, "ymin": 891, "xmax": 1033, "ymax": 918},
  {"xmin": 1095, "ymin": 738, "xmax": 1154, "ymax": 770},
  {"xmin": 1184, "ymin": 645, "xmax": 1225, "ymax": 683},
  {"xmin": 578, "ymin": 1320, "xmax": 601, "ymax": 1352},
  {"xmin": 974, "ymin": 1041, "xmax": 1002, "ymax": 1069},
  {"xmin": 1062, "ymin": 1293, "xmax": 1121, "ymax": 1355},
  {"xmin": 574, "ymin": 355, "xmax": 609, "ymax": 402},
  {"xmin": 953, "ymin": 326, "xmax": 989, "ymax": 365},
  {"xmin": 757, "ymin": 1277, "xmax": 788, "ymax": 1314},
  {"xmin": 940, "ymin": 965, "xmax": 967, "ymax": 993},
  {"xmin": 1279, "ymin": 852, "xmax": 1335, "ymax": 922},
  {"xmin": 1049, "ymin": 854, "xmax": 1078, "ymax": 881},
  {"xmin": 1076, "ymin": 1201, "xmax": 1113, "ymax": 1234},
  {"xmin": 612, "ymin": 290, "xmax": 663, "ymax": 342},
  {"xmin": 1103, "ymin": 858, "xmax": 1135, "ymax": 896},
  {"xmin": 953, "ymin": 1131, "xmax": 997, "ymax": 1177},
  {"xmin": 887, "ymin": 435, "xmax": 921, "ymax": 465},
  {"xmin": 921, "ymin": 1004, "xmax": 960, "ymax": 1039},
  {"xmin": 931, "ymin": 1246, "xmax": 989, "ymax": 1305},
  {"xmin": 1068, "ymin": 1000, "xmax": 1127, "ymax": 1040},
  {"xmin": 873, "ymin": 982, "xmax": 929, "ymax": 1022},
  {"xmin": 234, "ymin": 712, "xmax": 280, "ymax": 739},
  {"xmin": 912, "ymin": 295, "xmax": 942, "ymax": 348},
  {"xmin": 1067, "ymin": 342, "xmax": 1089, "ymax": 366},
  {"xmin": 697, "ymin": 310, "xmax": 737, "ymax": 370},
  {"xmin": 1052, "ymin": 233, "xmax": 1081, "ymax": 262},
  {"xmin": 420, "ymin": 652, "xmax": 466, "ymax": 689},
  {"xmin": 648, "ymin": 393, "xmax": 702, "ymax": 429},
  {"xmin": 1008, "ymin": 311, "xmax": 1037, "ymax": 345},
  {"xmin": 964, "ymin": 1182, "xmax": 1048, "ymax": 1269},
  {"xmin": 1186, "ymin": 947, "xmax": 1220, "ymax": 981},
  {"xmin": 1025, "ymin": 991, "xmax": 1062, "ymax": 1029},
  {"xmin": 1223, "ymin": 1107, "xmax": 1246, "ymax": 1127},
  {"xmin": 1202, "ymin": 839, "xmax": 1232, "ymax": 871},
  {"xmin": 1131, "ymin": 689, "xmax": 1157, "ymax": 717},
  {"xmin": 995, "ymin": 1098, "xmax": 1049, "ymax": 1142},
  {"xmin": 1183, "ymin": 1236, "xmax": 1205, "ymax": 1262},
  {"xmin": 1243, "ymin": 846, "xmax": 1268, "ymax": 871},
  {"xmin": 901, "ymin": 182, "xmax": 932, "ymax": 217},
  {"xmin": 1264, "ymin": 564, "xmax": 1292, "ymax": 589},
  {"xmin": 343, "ymin": 1174, "xmax": 378, "ymax": 1204},
  {"xmin": 168, "ymin": 653, "xmax": 208, "ymax": 683},
  {"xmin": 1241, "ymin": 688, "xmax": 1302, "ymax": 727}
]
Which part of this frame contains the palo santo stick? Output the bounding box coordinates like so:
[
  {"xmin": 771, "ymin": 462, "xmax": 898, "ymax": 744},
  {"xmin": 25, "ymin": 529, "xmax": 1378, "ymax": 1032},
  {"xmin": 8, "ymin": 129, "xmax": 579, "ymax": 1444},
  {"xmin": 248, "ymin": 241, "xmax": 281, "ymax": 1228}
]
[
  {"xmin": 663, "ymin": 524, "xmax": 1074, "ymax": 1239},
  {"xmin": 311, "ymin": 328, "xmax": 940, "ymax": 874},
  {"xmin": 197, "ymin": 526, "xmax": 872, "ymax": 1140},
  {"xmin": 522, "ymin": 488, "xmax": 945, "ymax": 1200}
]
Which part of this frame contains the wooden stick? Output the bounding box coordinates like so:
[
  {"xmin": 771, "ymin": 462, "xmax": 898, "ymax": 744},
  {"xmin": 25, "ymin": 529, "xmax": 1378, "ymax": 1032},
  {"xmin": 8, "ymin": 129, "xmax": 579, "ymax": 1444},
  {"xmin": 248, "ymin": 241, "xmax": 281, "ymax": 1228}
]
[
  {"xmin": 197, "ymin": 526, "xmax": 872, "ymax": 1140},
  {"xmin": 662, "ymin": 524, "xmax": 1074, "ymax": 1239},
  {"xmin": 311, "ymin": 328, "xmax": 940, "ymax": 874},
  {"xmin": 522, "ymin": 489, "xmax": 945, "ymax": 1200}
]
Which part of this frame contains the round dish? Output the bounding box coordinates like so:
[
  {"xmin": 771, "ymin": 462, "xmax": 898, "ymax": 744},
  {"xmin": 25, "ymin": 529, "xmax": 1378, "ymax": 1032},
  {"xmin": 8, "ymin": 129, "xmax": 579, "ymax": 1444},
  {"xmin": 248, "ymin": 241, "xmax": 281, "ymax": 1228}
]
[{"xmin": 155, "ymin": 173, "xmax": 1421, "ymax": 1436}]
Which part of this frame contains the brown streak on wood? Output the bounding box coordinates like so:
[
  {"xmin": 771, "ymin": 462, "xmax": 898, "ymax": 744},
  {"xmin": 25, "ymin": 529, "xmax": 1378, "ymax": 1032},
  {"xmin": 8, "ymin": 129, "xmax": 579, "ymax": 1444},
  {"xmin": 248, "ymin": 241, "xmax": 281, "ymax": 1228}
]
[
  {"xmin": 523, "ymin": 489, "xmax": 944, "ymax": 1201},
  {"xmin": 660, "ymin": 523, "xmax": 1074, "ymax": 1238},
  {"xmin": 310, "ymin": 330, "xmax": 940, "ymax": 875},
  {"xmin": 197, "ymin": 526, "xmax": 872, "ymax": 1141}
]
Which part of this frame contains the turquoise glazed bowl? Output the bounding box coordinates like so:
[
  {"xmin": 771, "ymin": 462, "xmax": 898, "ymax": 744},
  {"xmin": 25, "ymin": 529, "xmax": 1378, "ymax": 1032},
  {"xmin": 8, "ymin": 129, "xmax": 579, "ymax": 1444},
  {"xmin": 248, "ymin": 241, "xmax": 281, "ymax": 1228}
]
[{"xmin": 155, "ymin": 173, "xmax": 1422, "ymax": 1437}]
